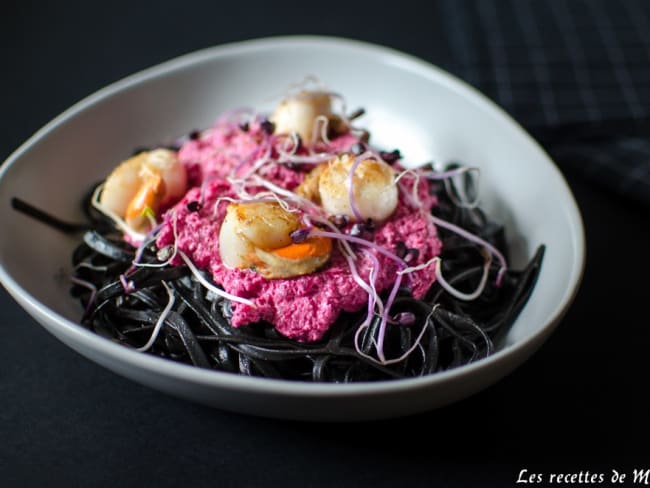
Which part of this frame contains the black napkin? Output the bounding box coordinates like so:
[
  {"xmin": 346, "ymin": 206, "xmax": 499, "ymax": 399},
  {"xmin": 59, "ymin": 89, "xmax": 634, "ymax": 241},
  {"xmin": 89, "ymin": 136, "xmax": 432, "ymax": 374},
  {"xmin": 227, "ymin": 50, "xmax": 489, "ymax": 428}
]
[{"xmin": 437, "ymin": 0, "xmax": 650, "ymax": 206}]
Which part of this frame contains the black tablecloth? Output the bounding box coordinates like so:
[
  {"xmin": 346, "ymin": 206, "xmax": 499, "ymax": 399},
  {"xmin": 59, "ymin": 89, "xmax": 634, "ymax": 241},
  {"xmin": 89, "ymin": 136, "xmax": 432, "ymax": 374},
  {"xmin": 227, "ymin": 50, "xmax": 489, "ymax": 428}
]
[{"xmin": 2, "ymin": 1, "xmax": 649, "ymax": 486}]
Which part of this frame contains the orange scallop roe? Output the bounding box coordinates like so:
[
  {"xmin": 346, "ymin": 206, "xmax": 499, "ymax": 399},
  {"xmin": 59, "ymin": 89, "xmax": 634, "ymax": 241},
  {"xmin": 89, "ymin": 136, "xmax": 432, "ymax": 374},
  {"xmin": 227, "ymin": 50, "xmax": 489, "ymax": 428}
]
[{"xmin": 270, "ymin": 235, "xmax": 332, "ymax": 260}]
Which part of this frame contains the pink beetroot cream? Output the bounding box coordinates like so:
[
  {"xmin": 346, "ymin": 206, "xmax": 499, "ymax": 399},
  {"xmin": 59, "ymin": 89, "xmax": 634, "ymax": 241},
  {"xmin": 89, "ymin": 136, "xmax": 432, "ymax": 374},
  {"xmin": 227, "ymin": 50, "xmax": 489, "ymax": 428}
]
[{"xmin": 156, "ymin": 119, "xmax": 442, "ymax": 342}]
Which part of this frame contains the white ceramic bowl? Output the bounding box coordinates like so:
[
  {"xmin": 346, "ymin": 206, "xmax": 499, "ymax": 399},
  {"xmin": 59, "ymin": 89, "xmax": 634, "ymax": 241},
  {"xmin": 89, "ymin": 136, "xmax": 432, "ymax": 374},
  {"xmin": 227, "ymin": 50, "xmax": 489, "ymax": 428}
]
[{"xmin": 0, "ymin": 36, "xmax": 584, "ymax": 421}]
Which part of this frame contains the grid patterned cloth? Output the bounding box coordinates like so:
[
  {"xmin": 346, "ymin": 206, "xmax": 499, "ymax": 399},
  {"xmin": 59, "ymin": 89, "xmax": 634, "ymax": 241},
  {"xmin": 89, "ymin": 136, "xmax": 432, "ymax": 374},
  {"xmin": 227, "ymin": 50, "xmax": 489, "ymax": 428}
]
[{"xmin": 436, "ymin": 0, "xmax": 650, "ymax": 206}]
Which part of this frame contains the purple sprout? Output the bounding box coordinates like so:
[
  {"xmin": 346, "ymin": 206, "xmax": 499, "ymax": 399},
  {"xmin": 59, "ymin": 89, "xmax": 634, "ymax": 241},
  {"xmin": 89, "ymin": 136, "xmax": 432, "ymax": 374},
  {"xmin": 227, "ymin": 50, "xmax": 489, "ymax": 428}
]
[{"xmin": 379, "ymin": 149, "xmax": 401, "ymax": 165}]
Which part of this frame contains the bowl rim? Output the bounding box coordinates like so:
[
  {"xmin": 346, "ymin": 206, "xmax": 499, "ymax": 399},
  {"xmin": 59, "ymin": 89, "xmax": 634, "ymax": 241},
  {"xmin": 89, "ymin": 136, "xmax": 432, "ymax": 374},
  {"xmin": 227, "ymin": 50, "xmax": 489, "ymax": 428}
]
[{"xmin": 0, "ymin": 35, "xmax": 585, "ymax": 398}]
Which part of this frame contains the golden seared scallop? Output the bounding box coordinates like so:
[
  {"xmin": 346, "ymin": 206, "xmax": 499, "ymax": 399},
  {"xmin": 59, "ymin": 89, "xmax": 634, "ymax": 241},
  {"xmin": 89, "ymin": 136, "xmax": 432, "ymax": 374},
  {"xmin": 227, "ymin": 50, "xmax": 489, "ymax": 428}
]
[
  {"xmin": 100, "ymin": 149, "xmax": 187, "ymax": 232},
  {"xmin": 219, "ymin": 201, "xmax": 331, "ymax": 279},
  {"xmin": 318, "ymin": 153, "xmax": 398, "ymax": 223},
  {"xmin": 270, "ymin": 90, "xmax": 334, "ymax": 145}
]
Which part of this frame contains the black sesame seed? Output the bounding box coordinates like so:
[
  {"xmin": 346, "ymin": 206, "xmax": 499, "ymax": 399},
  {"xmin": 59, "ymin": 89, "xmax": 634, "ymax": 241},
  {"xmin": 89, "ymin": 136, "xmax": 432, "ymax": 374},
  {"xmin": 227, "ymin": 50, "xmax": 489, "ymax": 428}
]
[
  {"xmin": 380, "ymin": 149, "xmax": 401, "ymax": 165},
  {"xmin": 260, "ymin": 119, "xmax": 275, "ymax": 135},
  {"xmin": 187, "ymin": 201, "xmax": 202, "ymax": 212},
  {"xmin": 189, "ymin": 130, "xmax": 201, "ymax": 140},
  {"xmin": 348, "ymin": 107, "xmax": 365, "ymax": 121},
  {"xmin": 239, "ymin": 122, "xmax": 249, "ymax": 132}
]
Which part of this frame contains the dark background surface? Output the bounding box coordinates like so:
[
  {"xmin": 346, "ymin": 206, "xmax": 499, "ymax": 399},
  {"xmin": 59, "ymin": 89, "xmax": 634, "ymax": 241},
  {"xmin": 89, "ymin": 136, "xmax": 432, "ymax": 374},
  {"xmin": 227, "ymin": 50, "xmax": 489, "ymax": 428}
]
[{"xmin": 1, "ymin": 1, "xmax": 649, "ymax": 486}]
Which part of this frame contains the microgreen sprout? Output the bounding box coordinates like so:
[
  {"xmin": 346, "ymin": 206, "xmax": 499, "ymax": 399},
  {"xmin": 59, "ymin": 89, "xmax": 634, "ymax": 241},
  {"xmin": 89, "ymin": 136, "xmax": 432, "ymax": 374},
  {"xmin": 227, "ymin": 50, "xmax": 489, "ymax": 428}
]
[{"xmin": 136, "ymin": 281, "xmax": 175, "ymax": 352}]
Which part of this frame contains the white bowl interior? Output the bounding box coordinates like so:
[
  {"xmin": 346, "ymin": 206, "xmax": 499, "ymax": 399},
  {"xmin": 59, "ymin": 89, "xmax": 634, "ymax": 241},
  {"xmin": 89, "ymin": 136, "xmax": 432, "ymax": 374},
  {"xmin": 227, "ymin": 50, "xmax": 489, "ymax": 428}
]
[{"xmin": 0, "ymin": 37, "xmax": 584, "ymax": 419}]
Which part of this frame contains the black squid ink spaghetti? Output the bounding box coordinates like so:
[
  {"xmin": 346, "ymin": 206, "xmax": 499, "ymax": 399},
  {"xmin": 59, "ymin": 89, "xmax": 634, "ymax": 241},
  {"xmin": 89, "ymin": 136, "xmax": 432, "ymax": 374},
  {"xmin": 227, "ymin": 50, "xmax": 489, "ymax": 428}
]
[{"xmin": 12, "ymin": 85, "xmax": 544, "ymax": 382}]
